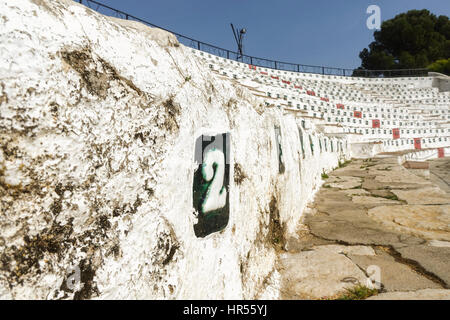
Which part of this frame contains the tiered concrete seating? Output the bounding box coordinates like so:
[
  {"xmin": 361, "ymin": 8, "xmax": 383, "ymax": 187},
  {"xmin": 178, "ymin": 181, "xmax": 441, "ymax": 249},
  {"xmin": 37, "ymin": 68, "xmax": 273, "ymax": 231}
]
[{"xmin": 191, "ymin": 49, "xmax": 450, "ymax": 156}]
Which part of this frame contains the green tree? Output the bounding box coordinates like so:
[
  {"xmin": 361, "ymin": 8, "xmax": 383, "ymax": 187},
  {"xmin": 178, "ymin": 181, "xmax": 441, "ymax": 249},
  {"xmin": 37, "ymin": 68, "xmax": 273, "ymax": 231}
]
[
  {"xmin": 428, "ymin": 58, "xmax": 450, "ymax": 75},
  {"xmin": 359, "ymin": 9, "xmax": 450, "ymax": 74}
]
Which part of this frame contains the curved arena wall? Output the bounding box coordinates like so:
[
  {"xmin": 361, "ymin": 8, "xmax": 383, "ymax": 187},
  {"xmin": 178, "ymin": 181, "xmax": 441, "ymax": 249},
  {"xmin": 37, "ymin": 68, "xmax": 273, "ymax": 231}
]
[{"xmin": 0, "ymin": 0, "xmax": 353, "ymax": 299}]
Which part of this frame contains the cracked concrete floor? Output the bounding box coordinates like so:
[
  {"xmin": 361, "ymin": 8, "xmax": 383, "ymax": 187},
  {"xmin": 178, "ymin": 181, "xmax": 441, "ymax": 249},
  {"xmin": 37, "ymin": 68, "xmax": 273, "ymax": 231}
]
[{"xmin": 278, "ymin": 156, "xmax": 450, "ymax": 300}]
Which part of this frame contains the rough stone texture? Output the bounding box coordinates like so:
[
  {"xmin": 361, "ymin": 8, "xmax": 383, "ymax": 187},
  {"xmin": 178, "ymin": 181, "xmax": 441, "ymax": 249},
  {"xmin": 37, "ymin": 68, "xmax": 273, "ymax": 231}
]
[
  {"xmin": 395, "ymin": 245, "xmax": 450, "ymax": 286},
  {"xmin": 374, "ymin": 166, "xmax": 431, "ymax": 185},
  {"xmin": 306, "ymin": 187, "xmax": 422, "ymax": 247},
  {"xmin": 391, "ymin": 187, "xmax": 450, "ymax": 205},
  {"xmin": 367, "ymin": 289, "xmax": 450, "ymax": 300},
  {"xmin": 340, "ymin": 189, "xmax": 370, "ymax": 196},
  {"xmin": 348, "ymin": 249, "xmax": 441, "ymax": 292},
  {"xmin": 369, "ymin": 189, "xmax": 396, "ymax": 198},
  {"xmin": 429, "ymin": 158, "xmax": 450, "ymax": 193},
  {"xmin": 279, "ymin": 247, "xmax": 369, "ymax": 299},
  {"xmin": 351, "ymin": 196, "xmax": 401, "ymax": 205},
  {"xmin": 327, "ymin": 176, "xmax": 362, "ymax": 189},
  {"xmin": 315, "ymin": 245, "xmax": 375, "ymax": 256},
  {"xmin": 368, "ymin": 205, "xmax": 450, "ymax": 241},
  {"xmin": 362, "ymin": 177, "xmax": 387, "ymax": 190},
  {"xmin": 284, "ymin": 157, "xmax": 450, "ymax": 300},
  {"xmin": 429, "ymin": 240, "xmax": 450, "ymax": 247}
]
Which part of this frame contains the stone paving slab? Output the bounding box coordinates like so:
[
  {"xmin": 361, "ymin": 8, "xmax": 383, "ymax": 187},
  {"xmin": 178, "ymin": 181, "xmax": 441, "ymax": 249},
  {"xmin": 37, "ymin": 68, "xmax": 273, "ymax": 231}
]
[
  {"xmin": 375, "ymin": 171, "xmax": 431, "ymax": 185},
  {"xmin": 281, "ymin": 157, "xmax": 450, "ymax": 299},
  {"xmin": 347, "ymin": 249, "xmax": 441, "ymax": 292},
  {"xmin": 367, "ymin": 289, "xmax": 450, "ymax": 300},
  {"xmin": 351, "ymin": 196, "xmax": 402, "ymax": 205},
  {"xmin": 429, "ymin": 159, "xmax": 450, "ymax": 193},
  {"xmin": 340, "ymin": 189, "xmax": 371, "ymax": 196},
  {"xmin": 361, "ymin": 177, "xmax": 388, "ymax": 190},
  {"xmin": 306, "ymin": 216, "xmax": 425, "ymax": 248},
  {"xmin": 312, "ymin": 244, "xmax": 375, "ymax": 256},
  {"xmin": 391, "ymin": 187, "xmax": 450, "ymax": 205},
  {"xmin": 369, "ymin": 189, "xmax": 396, "ymax": 198},
  {"xmin": 429, "ymin": 240, "xmax": 450, "ymax": 247},
  {"xmin": 394, "ymin": 245, "xmax": 450, "ymax": 286},
  {"xmin": 368, "ymin": 205, "xmax": 450, "ymax": 241},
  {"xmin": 327, "ymin": 176, "xmax": 363, "ymax": 189},
  {"xmin": 279, "ymin": 247, "xmax": 369, "ymax": 299}
]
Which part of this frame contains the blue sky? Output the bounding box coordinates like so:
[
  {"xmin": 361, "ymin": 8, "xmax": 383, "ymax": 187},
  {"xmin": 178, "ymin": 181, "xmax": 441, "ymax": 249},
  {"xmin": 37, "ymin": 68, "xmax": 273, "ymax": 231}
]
[{"xmin": 92, "ymin": 0, "xmax": 449, "ymax": 69}]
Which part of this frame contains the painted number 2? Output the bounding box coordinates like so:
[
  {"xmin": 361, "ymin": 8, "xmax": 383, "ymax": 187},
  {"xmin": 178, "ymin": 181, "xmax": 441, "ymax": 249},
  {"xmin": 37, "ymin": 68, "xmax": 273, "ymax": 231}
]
[
  {"xmin": 193, "ymin": 133, "xmax": 230, "ymax": 238},
  {"xmin": 201, "ymin": 148, "xmax": 226, "ymax": 213}
]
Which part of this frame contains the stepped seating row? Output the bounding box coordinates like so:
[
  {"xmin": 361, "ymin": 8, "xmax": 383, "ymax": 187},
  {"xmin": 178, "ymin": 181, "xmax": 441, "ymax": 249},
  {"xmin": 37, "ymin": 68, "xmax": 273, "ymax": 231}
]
[
  {"xmin": 198, "ymin": 52, "xmax": 447, "ymax": 100},
  {"xmin": 191, "ymin": 49, "xmax": 450, "ymax": 155}
]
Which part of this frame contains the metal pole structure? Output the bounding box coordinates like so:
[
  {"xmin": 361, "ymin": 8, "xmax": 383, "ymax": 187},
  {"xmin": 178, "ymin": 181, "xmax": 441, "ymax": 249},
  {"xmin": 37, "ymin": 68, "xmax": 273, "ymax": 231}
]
[
  {"xmin": 230, "ymin": 23, "xmax": 239, "ymax": 58},
  {"xmin": 230, "ymin": 24, "xmax": 240, "ymax": 60},
  {"xmin": 230, "ymin": 24, "xmax": 246, "ymax": 61}
]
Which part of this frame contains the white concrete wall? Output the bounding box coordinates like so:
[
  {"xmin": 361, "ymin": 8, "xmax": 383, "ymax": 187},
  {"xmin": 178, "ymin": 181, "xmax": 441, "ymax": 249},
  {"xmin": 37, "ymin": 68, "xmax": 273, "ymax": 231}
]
[{"xmin": 0, "ymin": 0, "xmax": 351, "ymax": 300}]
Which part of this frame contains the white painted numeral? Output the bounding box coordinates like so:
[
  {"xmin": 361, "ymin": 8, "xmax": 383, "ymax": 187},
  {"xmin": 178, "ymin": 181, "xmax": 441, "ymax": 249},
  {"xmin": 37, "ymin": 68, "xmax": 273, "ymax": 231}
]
[{"xmin": 201, "ymin": 148, "xmax": 226, "ymax": 213}]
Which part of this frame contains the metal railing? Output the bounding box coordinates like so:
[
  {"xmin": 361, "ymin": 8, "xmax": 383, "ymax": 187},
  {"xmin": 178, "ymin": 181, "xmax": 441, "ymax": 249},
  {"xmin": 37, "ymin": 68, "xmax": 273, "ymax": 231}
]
[{"xmin": 79, "ymin": 0, "xmax": 429, "ymax": 78}]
